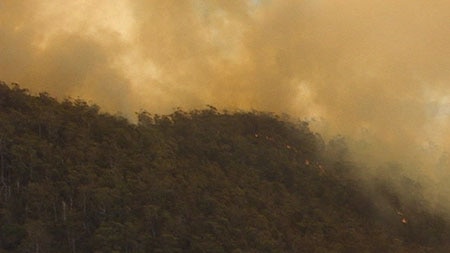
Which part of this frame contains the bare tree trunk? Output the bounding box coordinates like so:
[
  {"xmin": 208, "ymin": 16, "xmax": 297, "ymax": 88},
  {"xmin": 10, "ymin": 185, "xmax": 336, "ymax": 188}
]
[
  {"xmin": 62, "ymin": 201, "xmax": 67, "ymax": 223},
  {"xmin": 0, "ymin": 151, "xmax": 7, "ymax": 200},
  {"xmin": 71, "ymin": 238, "xmax": 76, "ymax": 253},
  {"xmin": 53, "ymin": 203, "xmax": 58, "ymax": 223}
]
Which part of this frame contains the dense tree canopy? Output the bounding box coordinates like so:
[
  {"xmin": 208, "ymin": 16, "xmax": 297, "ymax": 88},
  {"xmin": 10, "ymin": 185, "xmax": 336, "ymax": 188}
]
[{"xmin": 0, "ymin": 82, "xmax": 449, "ymax": 252}]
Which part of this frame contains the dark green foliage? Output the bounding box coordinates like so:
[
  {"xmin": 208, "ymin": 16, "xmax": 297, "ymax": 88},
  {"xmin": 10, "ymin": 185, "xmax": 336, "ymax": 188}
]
[
  {"xmin": 0, "ymin": 82, "xmax": 449, "ymax": 252},
  {"xmin": 0, "ymin": 223, "xmax": 27, "ymax": 250}
]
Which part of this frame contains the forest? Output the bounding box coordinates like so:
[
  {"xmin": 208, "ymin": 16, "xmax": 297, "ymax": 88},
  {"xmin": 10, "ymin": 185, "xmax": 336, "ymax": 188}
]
[{"xmin": 0, "ymin": 82, "xmax": 449, "ymax": 252}]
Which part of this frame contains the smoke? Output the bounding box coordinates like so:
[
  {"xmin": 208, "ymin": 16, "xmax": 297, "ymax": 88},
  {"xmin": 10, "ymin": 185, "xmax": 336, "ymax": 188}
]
[{"xmin": 2, "ymin": 1, "xmax": 450, "ymax": 181}]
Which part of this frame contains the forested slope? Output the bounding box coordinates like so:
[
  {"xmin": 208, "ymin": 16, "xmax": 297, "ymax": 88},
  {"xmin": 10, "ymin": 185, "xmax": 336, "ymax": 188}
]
[{"xmin": 0, "ymin": 82, "xmax": 449, "ymax": 252}]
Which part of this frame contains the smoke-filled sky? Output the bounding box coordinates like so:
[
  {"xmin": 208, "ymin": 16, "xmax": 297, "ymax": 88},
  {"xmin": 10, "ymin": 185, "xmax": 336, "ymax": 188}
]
[{"xmin": 2, "ymin": 0, "xmax": 450, "ymax": 166}]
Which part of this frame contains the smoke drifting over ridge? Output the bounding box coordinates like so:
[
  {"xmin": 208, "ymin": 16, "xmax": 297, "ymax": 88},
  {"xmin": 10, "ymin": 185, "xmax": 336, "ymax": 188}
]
[{"xmin": 2, "ymin": 0, "xmax": 450, "ymax": 168}]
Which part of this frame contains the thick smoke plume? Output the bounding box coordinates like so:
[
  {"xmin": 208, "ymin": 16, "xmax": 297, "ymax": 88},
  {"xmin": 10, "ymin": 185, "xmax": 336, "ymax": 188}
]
[{"xmin": 2, "ymin": 0, "xmax": 450, "ymax": 199}]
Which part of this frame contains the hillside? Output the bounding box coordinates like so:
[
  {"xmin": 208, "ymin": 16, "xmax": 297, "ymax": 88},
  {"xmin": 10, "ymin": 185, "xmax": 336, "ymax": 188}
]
[{"xmin": 0, "ymin": 82, "xmax": 449, "ymax": 252}]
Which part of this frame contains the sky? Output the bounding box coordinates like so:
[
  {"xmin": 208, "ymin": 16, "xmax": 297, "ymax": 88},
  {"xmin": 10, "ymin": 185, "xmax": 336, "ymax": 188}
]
[{"xmin": 2, "ymin": 0, "xmax": 450, "ymax": 170}]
